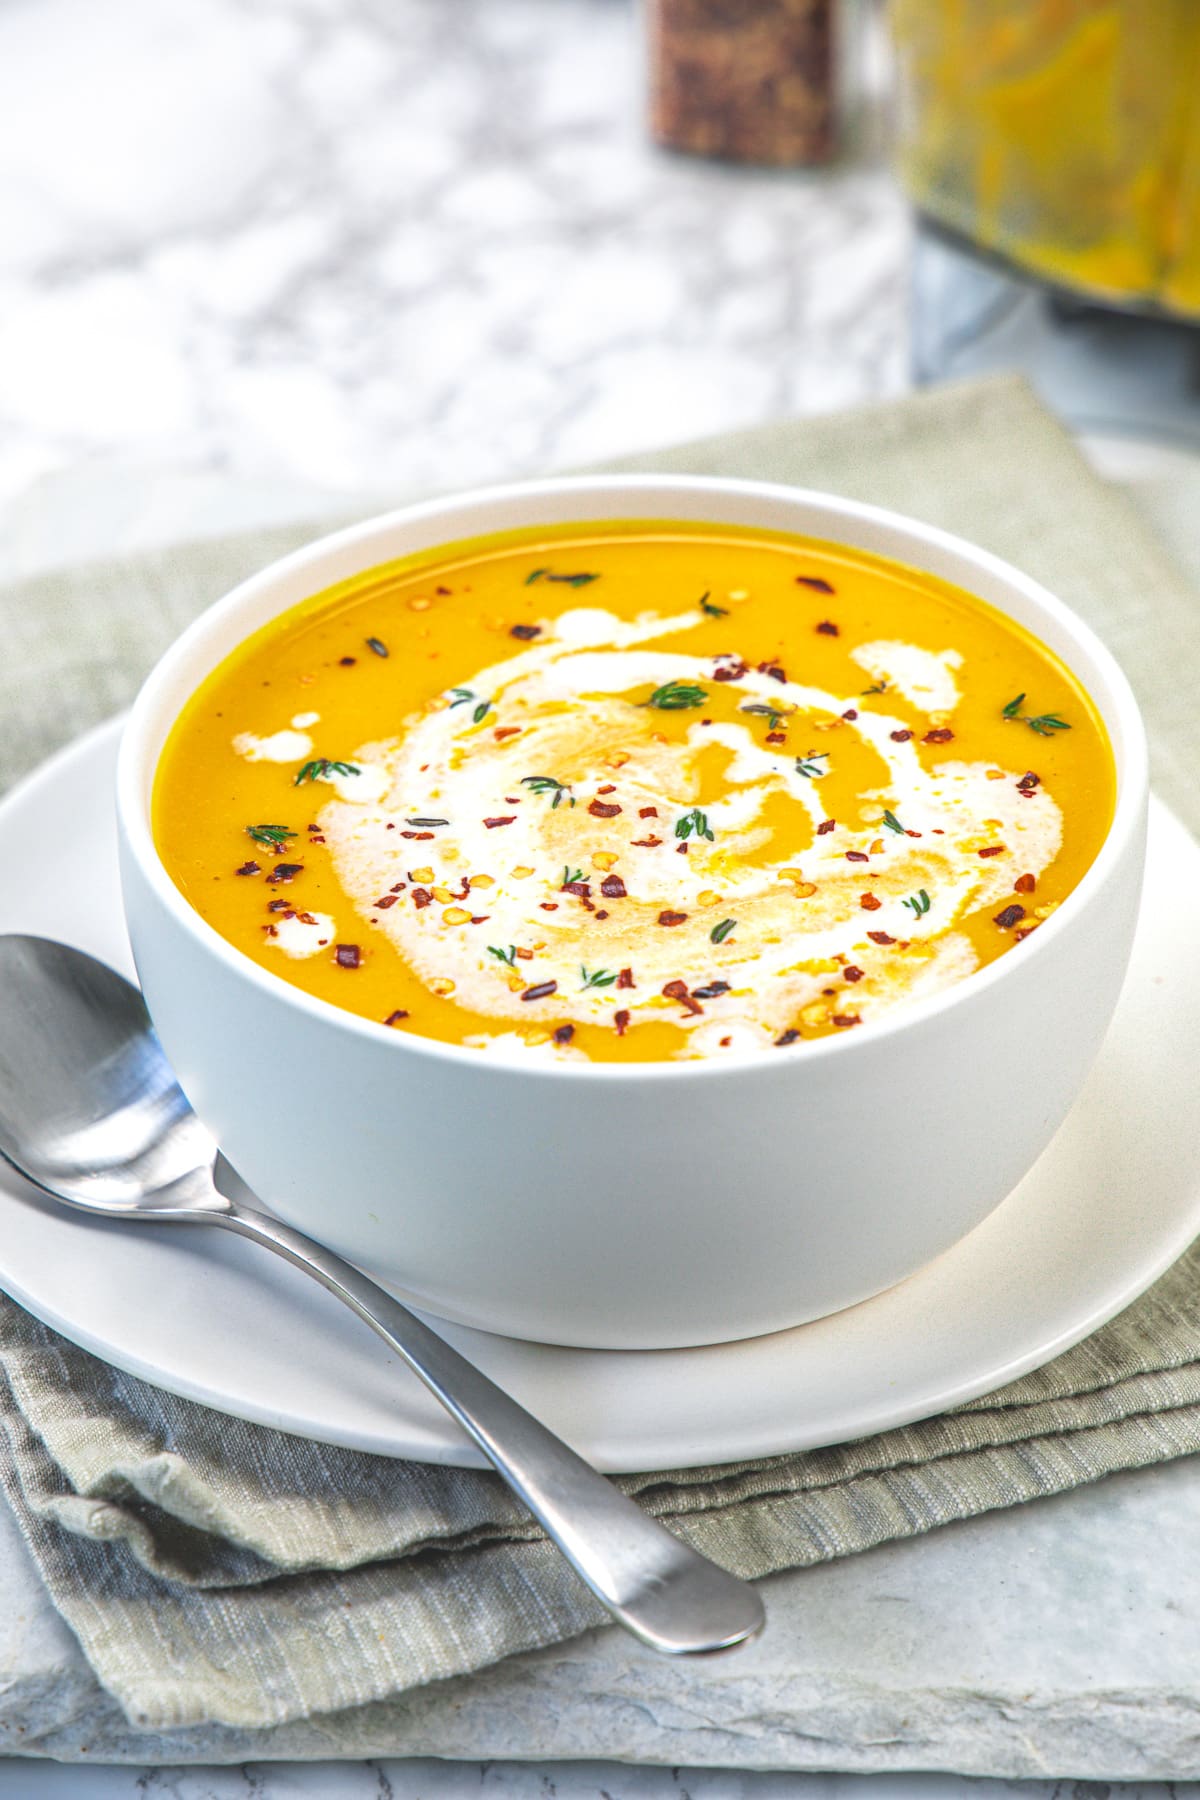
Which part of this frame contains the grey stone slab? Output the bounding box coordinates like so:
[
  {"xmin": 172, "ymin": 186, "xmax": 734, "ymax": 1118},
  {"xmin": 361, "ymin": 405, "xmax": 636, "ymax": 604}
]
[{"xmin": 3, "ymin": 1459, "xmax": 1200, "ymax": 1777}]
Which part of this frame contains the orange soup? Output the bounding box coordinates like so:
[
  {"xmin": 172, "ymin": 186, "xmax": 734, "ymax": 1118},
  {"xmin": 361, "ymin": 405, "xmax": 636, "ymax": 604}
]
[{"xmin": 154, "ymin": 521, "xmax": 1115, "ymax": 1062}]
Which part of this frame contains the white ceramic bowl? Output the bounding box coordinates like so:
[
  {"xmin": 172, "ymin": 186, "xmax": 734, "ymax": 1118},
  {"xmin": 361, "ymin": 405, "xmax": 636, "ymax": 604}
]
[{"xmin": 117, "ymin": 476, "xmax": 1148, "ymax": 1350}]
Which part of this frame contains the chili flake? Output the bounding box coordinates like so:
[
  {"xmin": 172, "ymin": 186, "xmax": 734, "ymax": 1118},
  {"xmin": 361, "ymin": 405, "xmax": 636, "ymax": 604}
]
[
  {"xmin": 662, "ymin": 980, "xmax": 703, "ymax": 1016},
  {"xmin": 553, "ymin": 1024, "xmax": 575, "ymax": 1044},
  {"xmin": 860, "ymin": 894, "xmax": 882, "ymax": 911},
  {"xmin": 617, "ymin": 967, "xmax": 635, "ymax": 989},
  {"xmin": 1014, "ymin": 873, "xmax": 1037, "ymax": 894},
  {"xmin": 658, "ymin": 911, "xmax": 688, "ymax": 927},
  {"xmin": 509, "ymin": 623, "xmax": 542, "ymax": 640},
  {"xmin": 383, "ymin": 1009, "xmax": 409, "ymax": 1026},
  {"xmin": 266, "ymin": 862, "xmax": 304, "ymax": 884},
  {"xmin": 483, "ymin": 816, "xmax": 516, "ymax": 828},
  {"xmin": 867, "ymin": 930, "xmax": 896, "ymax": 945},
  {"xmin": 588, "ymin": 799, "xmax": 622, "ymax": 818},
  {"xmin": 797, "ymin": 576, "xmax": 835, "ymax": 593},
  {"xmin": 335, "ymin": 944, "xmax": 361, "ymax": 968},
  {"xmin": 774, "ymin": 1028, "xmax": 801, "ymax": 1046},
  {"xmin": 923, "ymin": 728, "xmax": 954, "ymax": 744},
  {"xmin": 412, "ymin": 888, "xmax": 432, "ymax": 908},
  {"xmin": 521, "ymin": 981, "xmax": 558, "ymax": 1002},
  {"xmin": 235, "ymin": 861, "xmax": 260, "ymax": 876},
  {"xmin": 993, "ymin": 904, "xmax": 1027, "ymax": 930},
  {"xmin": 815, "ymin": 620, "xmax": 839, "ymax": 636},
  {"xmin": 817, "ymin": 819, "xmax": 836, "ymax": 835},
  {"xmin": 832, "ymin": 1013, "xmax": 861, "ymax": 1028},
  {"xmin": 890, "ymin": 729, "xmax": 912, "ymax": 743},
  {"xmin": 600, "ymin": 874, "xmax": 627, "ymax": 899}
]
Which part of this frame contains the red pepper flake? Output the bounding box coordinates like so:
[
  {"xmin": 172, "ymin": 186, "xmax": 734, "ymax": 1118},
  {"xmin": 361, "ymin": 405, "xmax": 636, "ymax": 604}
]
[
  {"xmin": 383, "ymin": 1009, "xmax": 409, "ymax": 1026},
  {"xmin": 595, "ymin": 909, "xmax": 609, "ymax": 920},
  {"xmin": 978, "ymin": 845, "xmax": 1005, "ymax": 858},
  {"xmin": 335, "ymin": 944, "xmax": 361, "ymax": 968},
  {"xmin": 815, "ymin": 620, "xmax": 839, "ymax": 635},
  {"xmin": 923, "ymin": 728, "xmax": 954, "ymax": 744},
  {"xmin": 843, "ymin": 966, "xmax": 864, "ymax": 983},
  {"xmin": 658, "ymin": 910, "xmax": 688, "ymax": 927},
  {"xmin": 775, "ymin": 1028, "xmax": 801, "ymax": 1046},
  {"xmin": 617, "ymin": 967, "xmax": 635, "ymax": 989},
  {"xmin": 484, "ymin": 816, "xmax": 516, "ymax": 829},
  {"xmin": 832, "ymin": 1013, "xmax": 862, "ymax": 1029},
  {"xmin": 1014, "ymin": 926, "xmax": 1039, "ymax": 942},
  {"xmin": 1017, "ymin": 771, "xmax": 1041, "ymax": 794},
  {"xmin": 597, "ymin": 783, "xmax": 616, "ymax": 795},
  {"xmin": 339, "ymin": 656, "xmax": 357, "ymax": 667},
  {"xmin": 308, "ymin": 834, "xmax": 326, "ymax": 845},
  {"xmin": 1014, "ymin": 872, "xmax": 1037, "ymax": 894},
  {"xmin": 632, "ymin": 835, "xmax": 662, "ymax": 847},
  {"xmin": 676, "ymin": 842, "xmax": 688, "ymax": 856},
  {"xmin": 266, "ymin": 899, "xmax": 292, "ymax": 913},
  {"xmin": 266, "ymin": 862, "xmax": 304, "ymax": 884},
  {"xmin": 521, "ymin": 980, "xmax": 558, "ymax": 1002},
  {"xmin": 539, "ymin": 901, "xmax": 559, "ymax": 911},
  {"xmin": 235, "ymin": 861, "xmax": 261, "ymax": 877},
  {"xmin": 692, "ymin": 980, "xmax": 730, "ymax": 999},
  {"xmin": 296, "ymin": 912, "xmax": 318, "ymax": 925},
  {"xmin": 712, "ymin": 659, "xmax": 748, "ymax": 682},
  {"xmin": 765, "ymin": 730, "xmax": 787, "ymax": 745},
  {"xmin": 817, "ymin": 818, "xmax": 836, "ymax": 835},
  {"xmin": 614, "ymin": 1009, "xmax": 631, "ymax": 1036},
  {"xmin": 553, "ymin": 1024, "xmax": 575, "ymax": 1044},
  {"xmin": 374, "ymin": 894, "xmax": 399, "ymax": 909},
  {"xmin": 470, "ymin": 914, "xmax": 489, "ymax": 924},
  {"xmin": 600, "ymin": 874, "xmax": 627, "ymax": 899},
  {"xmin": 493, "ymin": 725, "xmax": 521, "ymax": 741},
  {"xmin": 562, "ymin": 880, "xmax": 591, "ymax": 898},
  {"xmin": 845, "ymin": 850, "xmax": 869, "ymax": 863},
  {"xmin": 412, "ymin": 887, "xmax": 432, "ymax": 908},
  {"xmin": 757, "ymin": 660, "xmax": 787, "ymax": 683},
  {"xmin": 662, "ymin": 979, "xmax": 703, "ymax": 1016},
  {"xmin": 639, "ymin": 806, "xmax": 658, "ymax": 818},
  {"xmin": 841, "ymin": 708, "xmax": 858, "ymax": 721},
  {"xmin": 993, "ymin": 903, "xmax": 1027, "ymax": 930},
  {"xmin": 797, "ymin": 576, "xmax": 835, "ymax": 594},
  {"xmin": 400, "ymin": 830, "xmax": 435, "ymax": 841},
  {"xmin": 509, "ymin": 623, "xmax": 541, "ymax": 640},
  {"xmin": 588, "ymin": 799, "xmax": 621, "ymax": 818},
  {"xmin": 436, "ymin": 584, "xmax": 452, "ymax": 596},
  {"xmin": 890, "ymin": 729, "xmax": 912, "ymax": 743},
  {"xmin": 860, "ymin": 893, "xmax": 882, "ymax": 911},
  {"xmin": 867, "ymin": 930, "xmax": 896, "ymax": 945}
]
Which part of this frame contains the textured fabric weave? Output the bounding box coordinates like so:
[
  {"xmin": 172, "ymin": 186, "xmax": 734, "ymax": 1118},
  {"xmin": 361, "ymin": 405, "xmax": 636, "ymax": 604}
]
[{"xmin": 1, "ymin": 375, "xmax": 1198, "ymax": 1733}]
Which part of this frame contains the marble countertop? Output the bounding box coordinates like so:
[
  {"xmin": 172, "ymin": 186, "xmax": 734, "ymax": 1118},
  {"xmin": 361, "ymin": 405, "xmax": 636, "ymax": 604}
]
[{"xmin": 2, "ymin": 0, "xmax": 1199, "ymax": 1795}]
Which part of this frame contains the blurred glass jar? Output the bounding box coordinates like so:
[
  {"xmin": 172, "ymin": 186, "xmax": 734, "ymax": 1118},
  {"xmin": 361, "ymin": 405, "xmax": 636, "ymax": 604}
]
[{"xmin": 892, "ymin": 0, "xmax": 1200, "ymax": 319}]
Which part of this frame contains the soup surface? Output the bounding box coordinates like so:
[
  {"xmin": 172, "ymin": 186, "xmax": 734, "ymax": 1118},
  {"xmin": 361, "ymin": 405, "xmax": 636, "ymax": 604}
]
[{"xmin": 154, "ymin": 520, "xmax": 1115, "ymax": 1062}]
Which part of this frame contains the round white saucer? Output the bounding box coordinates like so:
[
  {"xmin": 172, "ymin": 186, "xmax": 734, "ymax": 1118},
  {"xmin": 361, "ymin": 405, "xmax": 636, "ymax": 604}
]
[{"xmin": 0, "ymin": 718, "xmax": 1197, "ymax": 1472}]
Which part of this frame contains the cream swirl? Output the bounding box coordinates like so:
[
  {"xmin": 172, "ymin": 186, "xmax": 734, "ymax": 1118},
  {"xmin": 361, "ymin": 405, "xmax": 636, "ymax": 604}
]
[{"xmin": 315, "ymin": 607, "xmax": 1062, "ymax": 1055}]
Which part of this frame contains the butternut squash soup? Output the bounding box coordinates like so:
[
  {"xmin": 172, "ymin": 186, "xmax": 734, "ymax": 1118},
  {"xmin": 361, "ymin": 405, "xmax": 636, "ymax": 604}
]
[{"xmin": 154, "ymin": 522, "xmax": 1115, "ymax": 1062}]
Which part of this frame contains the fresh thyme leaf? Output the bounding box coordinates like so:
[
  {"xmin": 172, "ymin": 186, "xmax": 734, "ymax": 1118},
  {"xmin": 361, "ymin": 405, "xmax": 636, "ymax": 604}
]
[
  {"xmin": 641, "ymin": 680, "xmax": 709, "ymax": 710},
  {"xmin": 449, "ymin": 686, "xmax": 476, "ymax": 707},
  {"xmin": 562, "ymin": 866, "xmax": 585, "ymax": 887},
  {"xmin": 521, "ymin": 775, "xmax": 576, "ymax": 809},
  {"xmin": 525, "ymin": 567, "xmax": 598, "ymax": 587},
  {"xmin": 794, "ymin": 753, "xmax": 829, "ymax": 779},
  {"xmin": 741, "ymin": 702, "xmax": 791, "ymax": 731},
  {"xmin": 1002, "ymin": 693, "xmax": 1072, "ymax": 736},
  {"xmin": 675, "ymin": 807, "xmax": 714, "ymax": 842},
  {"xmin": 472, "ymin": 700, "xmax": 492, "ymax": 724},
  {"xmin": 580, "ymin": 966, "xmax": 618, "ymax": 991},
  {"xmin": 405, "ymin": 817, "xmax": 449, "ymax": 827},
  {"xmin": 861, "ymin": 680, "xmax": 887, "ymax": 696},
  {"xmin": 294, "ymin": 759, "xmax": 360, "ymax": 786},
  {"xmin": 699, "ymin": 591, "xmax": 728, "ymax": 618},
  {"xmin": 882, "ymin": 809, "xmax": 906, "ymax": 834},
  {"xmin": 904, "ymin": 889, "xmax": 932, "ymax": 917},
  {"xmin": 488, "ymin": 944, "xmax": 518, "ymax": 967},
  {"xmin": 710, "ymin": 917, "xmax": 737, "ymax": 944},
  {"xmin": 246, "ymin": 823, "xmax": 295, "ymax": 849}
]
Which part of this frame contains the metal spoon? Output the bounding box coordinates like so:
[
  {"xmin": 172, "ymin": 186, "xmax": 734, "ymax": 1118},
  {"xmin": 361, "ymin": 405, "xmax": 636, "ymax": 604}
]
[{"xmin": 0, "ymin": 935, "xmax": 764, "ymax": 1656}]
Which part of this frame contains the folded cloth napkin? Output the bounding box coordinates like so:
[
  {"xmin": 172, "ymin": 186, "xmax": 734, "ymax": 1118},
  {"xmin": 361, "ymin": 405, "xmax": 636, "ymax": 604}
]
[{"xmin": 1, "ymin": 374, "xmax": 1199, "ymax": 1735}]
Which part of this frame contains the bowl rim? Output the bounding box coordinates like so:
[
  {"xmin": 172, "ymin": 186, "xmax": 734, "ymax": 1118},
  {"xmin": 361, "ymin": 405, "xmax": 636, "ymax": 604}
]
[{"xmin": 117, "ymin": 472, "xmax": 1150, "ymax": 1084}]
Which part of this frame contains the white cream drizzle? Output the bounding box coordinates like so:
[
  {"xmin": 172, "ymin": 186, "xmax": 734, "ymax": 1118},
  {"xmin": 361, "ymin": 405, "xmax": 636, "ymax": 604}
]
[
  {"xmin": 233, "ymin": 727, "xmax": 313, "ymax": 764},
  {"xmin": 265, "ymin": 910, "xmax": 336, "ymax": 957},
  {"xmin": 296, "ymin": 606, "xmax": 1062, "ymax": 1059}
]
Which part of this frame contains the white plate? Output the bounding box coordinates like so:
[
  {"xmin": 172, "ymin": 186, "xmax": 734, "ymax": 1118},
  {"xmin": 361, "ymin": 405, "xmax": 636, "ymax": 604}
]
[{"xmin": 0, "ymin": 717, "xmax": 1197, "ymax": 1472}]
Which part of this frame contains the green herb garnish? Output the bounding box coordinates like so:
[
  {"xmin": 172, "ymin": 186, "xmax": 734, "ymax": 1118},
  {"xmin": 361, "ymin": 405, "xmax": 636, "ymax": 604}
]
[
  {"xmin": 525, "ymin": 568, "xmax": 599, "ymax": 588},
  {"xmin": 882, "ymin": 810, "xmax": 906, "ymax": 834},
  {"xmin": 742, "ymin": 702, "xmax": 792, "ymax": 731},
  {"xmin": 904, "ymin": 889, "xmax": 932, "ymax": 917},
  {"xmin": 245, "ymin": 824, "xmax": 295, "ymax": 849},
  {"xmin": 520, "ymin": 775, "xmax": 576, "ymax": 809},
  {"xmin": 794, "ymin": 753, "xmax": 829, "ymax": 779},
  {"xmin": 294, "ymin": 759, "xmax": 360, "ymax": 786},
  {"xmin": 710, "ymin": 918, "xmax": 737, "ymax": 945},
  {"xmin": 860, "ymin": 680, "xmax": 887, "ymax": 696},
  {"xmin": 562, "ymin": 866, "xmax": 585, "ymax": 887},
  {"xmin": 405, "ymin": 816, "xmax": 449, "ymax": 827},
  {"xmin": 488, "ymin": 945, "xmax": 518, "ymax": 967},
  {"xmin": 699, "ymin": 591, "xmax": 728, "ymax": 618},
  {"xmin": 675, "ymin": 807, "xmax": 714, "ymax": 842},
  {"xmin": 366, "ymin": 636, "xmax": 389, "ymax": 658},
  {"xmin": 580, "ymin": 966, "xmax": 618, "ymax": 991},
  {"xmin": 1001, "ymin": 693, "xmax": 1071, "ymax": 737},
  {"xmin": 449, "ymin": 686, "xmax": 493, "ymax": 725},
  {"xmin": 641, "ymin": 680, "xmax": 709, "ymax": 711}
]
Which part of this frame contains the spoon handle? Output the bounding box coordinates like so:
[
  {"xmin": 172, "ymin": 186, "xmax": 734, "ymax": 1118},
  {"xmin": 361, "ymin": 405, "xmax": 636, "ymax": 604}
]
[{"xmin": 215, "ymin": 1198, "xmax": 764, "ymax": 1656}]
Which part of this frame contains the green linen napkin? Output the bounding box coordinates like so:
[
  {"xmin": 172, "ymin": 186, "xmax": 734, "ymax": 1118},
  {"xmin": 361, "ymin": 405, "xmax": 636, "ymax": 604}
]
[{"xmin": 2, "ymin": 373, "xmax": 1200, "ymax": 1735}]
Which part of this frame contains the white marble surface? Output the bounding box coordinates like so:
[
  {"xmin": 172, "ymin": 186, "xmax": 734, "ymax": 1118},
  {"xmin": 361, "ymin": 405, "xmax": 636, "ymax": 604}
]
[{"xmin": 2, "ymin": 0, "xmax": 1200, "ymax": 1795}]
